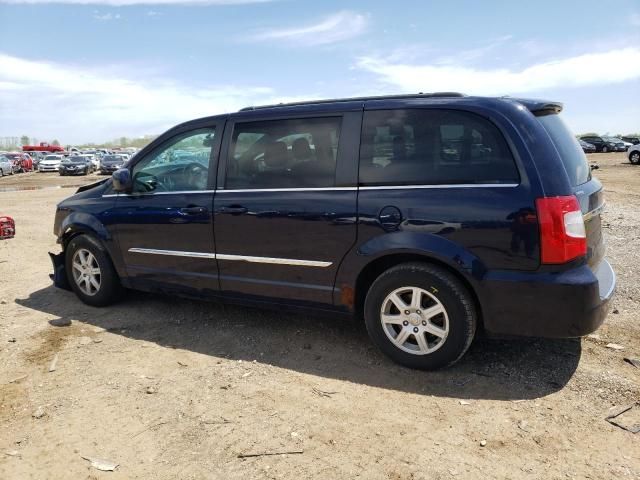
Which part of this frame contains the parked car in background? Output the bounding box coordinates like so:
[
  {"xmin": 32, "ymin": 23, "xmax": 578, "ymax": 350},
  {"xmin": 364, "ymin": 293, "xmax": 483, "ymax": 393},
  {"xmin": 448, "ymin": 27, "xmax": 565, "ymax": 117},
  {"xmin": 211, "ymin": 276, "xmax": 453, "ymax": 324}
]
[
  {"xmin": 580, "ymin": 135, "xmax": 623, "ymax": 153},
  {"xmin": 603, "ymin": 137, "xmax": 627, "ymax": 152},
  {"xmin": 59, "ymin": 156, "xmax": 94, "ymax": 176},
  {"xmin": 83, "ymin": 154, "xmax": 100, "ymax": 170},
  {"xmin": 0, "ymin": 155, "xmax": 14, "ymax": 176},
  {"xmin": 579, "ymin": 139, "xmax": 596, "ymax": 153},
  {"xmin": 622, "ymin": 136, "xmax": 640, "ymax": 145},
  {"xmin": 613, "ymin": 138, "xmax": 633, "ymax": 151},
  {"xmin": 39, "ymin": 154, "xmax": 64, "ymax": 172},
  {"xmin": 99, "ymin": 154, "xmax": 127, "ymax": 174},
  {"xmin": 30, "ymin": 151, "xmax": 46, "ymax": 170},
  {"xmin": 4, "ymin": 152, "xmax": 34, "ymax": 173},
  {"xmin": 628, "ymin": 144, "xmax": 640, "ymax": 165},
  {"xmin": 49, "ymin": 93, "xmax": 615, "ymax": 370}
]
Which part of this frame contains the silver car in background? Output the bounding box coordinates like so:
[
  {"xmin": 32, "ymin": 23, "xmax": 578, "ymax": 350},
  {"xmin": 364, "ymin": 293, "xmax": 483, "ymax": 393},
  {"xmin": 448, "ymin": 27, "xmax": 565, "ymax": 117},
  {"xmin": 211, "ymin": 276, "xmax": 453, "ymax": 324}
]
[
  {"xmin": 38, "ymin": 155, "xmax": 64, "ymax": 172},
  {"xmin": 0, "ymin": 155, "xmax": 14, "ymax": 176}
]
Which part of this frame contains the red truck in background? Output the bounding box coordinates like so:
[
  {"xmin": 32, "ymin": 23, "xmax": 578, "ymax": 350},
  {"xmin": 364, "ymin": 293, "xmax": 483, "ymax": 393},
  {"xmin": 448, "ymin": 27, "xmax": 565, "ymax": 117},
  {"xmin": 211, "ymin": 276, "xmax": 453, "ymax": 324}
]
[{"xmin": 22, "ymin": 142, "xmax": 64, "ymax": 153}]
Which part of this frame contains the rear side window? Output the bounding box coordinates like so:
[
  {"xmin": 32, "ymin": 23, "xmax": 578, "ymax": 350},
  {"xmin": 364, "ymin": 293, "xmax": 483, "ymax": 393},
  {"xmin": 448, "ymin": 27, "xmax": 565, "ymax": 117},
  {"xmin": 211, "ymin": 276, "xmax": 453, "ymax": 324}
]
[
  {"xmin": 226, "ymin": 117, "xmax": 341, "ymax": 189},
  {"xmin": 537, "ymin": 114, "xmax": 590, "ymax": 187},
  {"xmin": 359, "ymin": 109, "xmax": 519, "ymax": 186}
]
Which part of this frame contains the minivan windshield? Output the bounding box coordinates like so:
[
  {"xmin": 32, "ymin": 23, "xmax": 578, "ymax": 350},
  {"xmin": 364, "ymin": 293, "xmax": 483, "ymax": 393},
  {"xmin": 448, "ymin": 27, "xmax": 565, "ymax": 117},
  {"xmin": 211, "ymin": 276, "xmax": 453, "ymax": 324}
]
[{"xmin": 537, "ymin": 113, "xmax": 590, "ymax": 186}]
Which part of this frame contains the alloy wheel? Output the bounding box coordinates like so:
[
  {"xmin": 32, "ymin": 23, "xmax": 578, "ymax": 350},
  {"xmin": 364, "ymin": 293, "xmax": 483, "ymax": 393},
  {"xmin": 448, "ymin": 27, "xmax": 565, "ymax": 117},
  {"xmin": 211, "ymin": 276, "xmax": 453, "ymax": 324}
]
[
  {"xmin": 380, "ymin": 286, "xmax": 449, "ymax": 355},
  {"xmin": 71, "ymin": 248, "xmax": 102, "ymax": 296}
]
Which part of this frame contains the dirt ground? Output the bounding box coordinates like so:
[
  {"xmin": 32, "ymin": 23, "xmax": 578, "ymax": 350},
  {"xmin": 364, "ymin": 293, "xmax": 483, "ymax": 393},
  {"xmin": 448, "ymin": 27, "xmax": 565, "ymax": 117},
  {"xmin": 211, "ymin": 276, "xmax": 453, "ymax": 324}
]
[{"xmin": 0, "ymin": 155, "xmax": 638, "ymax": 480}]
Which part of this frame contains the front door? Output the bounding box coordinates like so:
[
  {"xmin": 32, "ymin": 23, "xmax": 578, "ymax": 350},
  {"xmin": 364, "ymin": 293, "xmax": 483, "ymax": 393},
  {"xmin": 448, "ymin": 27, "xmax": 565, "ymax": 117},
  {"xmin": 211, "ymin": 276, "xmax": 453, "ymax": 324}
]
[
  {"xmin": 213, "ymin": 113, "xmax": 360, "ymax": 307},
  {"xmin": 113, "ymin": 121, "xmax": 223, "ymax": 295}
]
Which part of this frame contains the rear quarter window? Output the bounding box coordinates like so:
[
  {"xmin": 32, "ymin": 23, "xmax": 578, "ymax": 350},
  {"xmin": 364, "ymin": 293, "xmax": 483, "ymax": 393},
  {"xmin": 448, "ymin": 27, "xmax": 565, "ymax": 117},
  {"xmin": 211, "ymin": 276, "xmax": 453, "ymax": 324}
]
[
  {"xmin": 537, "ymin": 114, "xmax": 590, "ymax": 187},
  {"xmin": 359, "ymin": 109, "xmax": 519, "ymax": 186}
]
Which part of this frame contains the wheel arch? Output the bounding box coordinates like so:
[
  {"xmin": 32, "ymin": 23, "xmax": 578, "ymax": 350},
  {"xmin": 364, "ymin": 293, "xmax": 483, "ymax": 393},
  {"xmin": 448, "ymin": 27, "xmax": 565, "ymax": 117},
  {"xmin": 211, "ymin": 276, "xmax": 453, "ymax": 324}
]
[
  {"xmin": 354, "ymin": 252, "xmax": 484, "ymax": 331},
  {"xmin": 58, "ymin": 212, "xmax": 111, "ymax": 249}
]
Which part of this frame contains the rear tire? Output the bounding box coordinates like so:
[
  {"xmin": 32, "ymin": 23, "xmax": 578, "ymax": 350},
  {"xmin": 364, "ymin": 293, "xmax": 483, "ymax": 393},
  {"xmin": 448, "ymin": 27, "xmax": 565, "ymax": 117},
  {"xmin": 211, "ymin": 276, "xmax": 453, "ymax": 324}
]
[
  {"xmin": 65, "ymin": 234, "xmax": 123, "ymax": 307},
  {"xmin": 364, "ymin": 262, "xmax": 477, "ymax": 370},
  {"xmin": 602, "ymin": 146, "xmax": 609, "ymax": 153},
  {"xmin": 630, "ymin": 151, "xmax": 640, "ymax": 165}
]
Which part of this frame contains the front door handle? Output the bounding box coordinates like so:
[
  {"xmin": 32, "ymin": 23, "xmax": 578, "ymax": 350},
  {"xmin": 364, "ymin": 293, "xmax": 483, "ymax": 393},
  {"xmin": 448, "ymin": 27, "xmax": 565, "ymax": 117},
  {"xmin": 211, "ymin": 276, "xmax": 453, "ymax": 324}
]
[
  {"xmin": 218, "ymin": 205, "xmax": 248, "ymax": 215},
  {"xmin": 180, "ymin": 206, "xmax": 208, "ymax": 215}
]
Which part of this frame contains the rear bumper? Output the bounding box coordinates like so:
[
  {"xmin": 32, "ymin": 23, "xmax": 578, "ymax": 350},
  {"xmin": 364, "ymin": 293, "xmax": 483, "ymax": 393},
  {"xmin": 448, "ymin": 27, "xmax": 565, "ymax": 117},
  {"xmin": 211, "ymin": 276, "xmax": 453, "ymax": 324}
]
[{"xmin": 479, "ymin": 259, "xmax": 615, "ymax": 338}]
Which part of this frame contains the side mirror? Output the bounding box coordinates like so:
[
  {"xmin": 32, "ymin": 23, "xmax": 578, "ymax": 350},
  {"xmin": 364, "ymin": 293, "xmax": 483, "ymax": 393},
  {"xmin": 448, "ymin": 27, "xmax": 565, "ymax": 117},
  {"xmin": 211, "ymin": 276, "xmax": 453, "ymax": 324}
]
[{"xmin": 112, "ymin": 168, "xmax": 132, "ymax": 192}]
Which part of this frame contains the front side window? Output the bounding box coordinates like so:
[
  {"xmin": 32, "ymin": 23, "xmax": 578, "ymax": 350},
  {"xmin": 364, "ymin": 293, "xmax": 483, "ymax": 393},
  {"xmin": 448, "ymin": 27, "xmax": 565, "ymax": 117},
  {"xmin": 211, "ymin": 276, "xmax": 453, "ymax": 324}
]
[
  {"xmin": 359, "ymin": 109, "xmax": 519, "ymax": 186},
  {"xmin": 226, "ymin": 117, "xmax": 341, "ymax": 189},
  {"xmin": 131, "ymin": 128, "xmax": 215, "ymax": 193}
]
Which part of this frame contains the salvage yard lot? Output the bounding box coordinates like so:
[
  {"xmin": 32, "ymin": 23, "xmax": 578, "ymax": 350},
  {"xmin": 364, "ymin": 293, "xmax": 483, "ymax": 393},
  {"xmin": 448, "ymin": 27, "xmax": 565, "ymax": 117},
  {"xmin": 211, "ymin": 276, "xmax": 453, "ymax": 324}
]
[{"xmin": 1, "ymin": 153, "xmax": 638, "ymax": 479}]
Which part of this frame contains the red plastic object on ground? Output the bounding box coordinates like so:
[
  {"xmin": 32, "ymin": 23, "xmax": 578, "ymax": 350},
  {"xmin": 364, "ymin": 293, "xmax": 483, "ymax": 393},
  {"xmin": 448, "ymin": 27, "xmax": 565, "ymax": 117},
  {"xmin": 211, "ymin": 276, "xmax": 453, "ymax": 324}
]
[{"xmin": 0, "ymin": 216, "xmax": 15, "ymax": 239}]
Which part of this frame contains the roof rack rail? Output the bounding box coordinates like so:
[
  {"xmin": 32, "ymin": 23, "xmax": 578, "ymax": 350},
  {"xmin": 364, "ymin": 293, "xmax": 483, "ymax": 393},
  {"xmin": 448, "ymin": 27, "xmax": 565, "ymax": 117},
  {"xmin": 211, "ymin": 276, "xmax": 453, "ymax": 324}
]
[{"xmin": 239, "ymin": 92, "xmax": 466, "ymax": 112}]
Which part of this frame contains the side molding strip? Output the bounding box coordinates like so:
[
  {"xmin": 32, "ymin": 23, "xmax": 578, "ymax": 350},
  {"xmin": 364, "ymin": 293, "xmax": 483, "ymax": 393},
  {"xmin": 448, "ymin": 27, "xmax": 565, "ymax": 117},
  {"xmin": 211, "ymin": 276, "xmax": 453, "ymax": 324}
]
[{"xmin": 128, "ymin": 248, "xmax": 332, "ymax": 267}]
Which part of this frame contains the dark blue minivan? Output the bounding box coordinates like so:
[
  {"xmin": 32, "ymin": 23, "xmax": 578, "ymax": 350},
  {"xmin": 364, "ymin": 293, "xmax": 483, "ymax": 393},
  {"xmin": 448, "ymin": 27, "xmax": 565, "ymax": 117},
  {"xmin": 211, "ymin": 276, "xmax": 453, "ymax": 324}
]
[{"xmin": 50, "ymin": 93, "xmax": 615, "ymax": 369}]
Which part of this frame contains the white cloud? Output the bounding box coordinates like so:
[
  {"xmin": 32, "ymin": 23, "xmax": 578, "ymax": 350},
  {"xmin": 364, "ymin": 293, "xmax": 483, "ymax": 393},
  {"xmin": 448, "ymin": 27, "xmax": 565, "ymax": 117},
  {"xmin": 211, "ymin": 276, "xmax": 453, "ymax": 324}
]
[
  {"xmin": 0, "ymin": 53, "xmax": 304, "ymax": 144},
  {"xmin": 356, "ymin": 47, "xmax": 640, "ymax": 95},
  {"xmin": 1, "ymin": 0, "xmax": 271, "ymax": 5},
  {"xmin": 93, "ymin": 11, "xmax": 121, "ymax": 20},
  {"xmin": 247, "ymin": 10, "xmax": 368, "ymax": 46},
  {"xmin": 433, "ymin": 35, "xmax": 513, "ymax": 65}
]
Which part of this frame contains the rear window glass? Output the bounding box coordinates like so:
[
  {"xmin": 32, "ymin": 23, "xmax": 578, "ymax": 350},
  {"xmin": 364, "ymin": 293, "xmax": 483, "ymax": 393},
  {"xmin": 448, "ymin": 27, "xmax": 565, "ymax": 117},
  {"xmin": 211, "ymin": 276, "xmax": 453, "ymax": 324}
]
[
  {"xmin": 226, "ymin": 117, "xmax": 341, "ymax": 189},
  {"xmin": 359, "ymin": 109, "xmax": 519, "ymax": 186},
  {"xmin": 537, "ymin": 114, "xmax": 590, "ymax": 186}
]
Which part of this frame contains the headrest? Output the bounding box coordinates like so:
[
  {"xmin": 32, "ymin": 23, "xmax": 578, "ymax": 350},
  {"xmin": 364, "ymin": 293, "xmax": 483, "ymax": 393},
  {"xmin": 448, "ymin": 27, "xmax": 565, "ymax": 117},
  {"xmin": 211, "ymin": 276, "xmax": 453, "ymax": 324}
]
[
  {"xmin": 292, "ymin": 137, "xmax": 312, "ymax": 160},
  {"xmin": 264, "ymin": 141, "xmax": 288, "ymax": 167}
]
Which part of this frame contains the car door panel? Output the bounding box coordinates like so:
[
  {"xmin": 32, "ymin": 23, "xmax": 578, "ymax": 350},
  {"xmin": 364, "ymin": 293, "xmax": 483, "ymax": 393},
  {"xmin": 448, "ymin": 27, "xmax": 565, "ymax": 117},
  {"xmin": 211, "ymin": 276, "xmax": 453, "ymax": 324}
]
[
  {"xmin": 112, "ymin": 120, "xmax": 223, "ymax": 296},
  {"xmin": 213, "ymin": 189, "xmax": 357, "ymax": 305},
  {"xmin": 213, "ymin": 111, "xmax": 361, "ymax": 307}
]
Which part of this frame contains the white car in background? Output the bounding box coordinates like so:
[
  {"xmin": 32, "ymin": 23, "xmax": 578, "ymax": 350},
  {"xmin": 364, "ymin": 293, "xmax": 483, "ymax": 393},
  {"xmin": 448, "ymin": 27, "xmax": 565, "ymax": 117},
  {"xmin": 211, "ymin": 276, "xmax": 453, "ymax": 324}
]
[
  {"xmin": 84, "ymin": 154, "xmax": 100, "ymax": 170},
  {"xmin": 38, "ymin": 155, "xmax": 64, "ymax": 172},
  {"xmin": 628, "ymin": 144, "xmax": 640, "ymax": 165},
  {"xmin": 0, "ymin": 155, "xmax": 14, "ymax": 176}
]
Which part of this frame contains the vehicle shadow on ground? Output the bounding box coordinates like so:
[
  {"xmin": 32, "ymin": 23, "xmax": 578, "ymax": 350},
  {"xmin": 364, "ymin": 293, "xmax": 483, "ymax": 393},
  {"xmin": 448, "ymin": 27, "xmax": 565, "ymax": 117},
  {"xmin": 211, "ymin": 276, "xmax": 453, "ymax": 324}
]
[{"xmin": 17, "ymin": 286, "xmax": 582, "ymax": 401}]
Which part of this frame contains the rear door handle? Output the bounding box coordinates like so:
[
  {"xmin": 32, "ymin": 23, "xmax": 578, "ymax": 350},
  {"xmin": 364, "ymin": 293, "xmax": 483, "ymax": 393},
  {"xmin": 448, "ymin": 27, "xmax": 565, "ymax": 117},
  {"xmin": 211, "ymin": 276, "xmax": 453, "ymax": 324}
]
[
  {"xmin": 180, "ymin": 206, "xmax": 208, "ymax": 215},
  {"xmin": 218, "ymin": 205, "xmax": 248, "ymax": 215}
]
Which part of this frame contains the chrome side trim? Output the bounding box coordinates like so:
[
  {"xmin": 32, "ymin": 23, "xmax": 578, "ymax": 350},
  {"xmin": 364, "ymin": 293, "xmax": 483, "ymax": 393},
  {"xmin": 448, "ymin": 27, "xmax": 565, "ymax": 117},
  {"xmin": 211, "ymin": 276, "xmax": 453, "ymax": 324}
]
[
  {"xmin": 107, "ymin": 184, "xmax": 518, "ymax": 197},
  {"xmin": 128, "ymin": 248, "xmax": 216, "ymax": 259},
  {"xmin": 216, "ymin": 253, "xmax": 332, "ymax": 267},
  {"xmin": 359, "ymin": 183, "xmax": 519, "ymax": 190},
  {"xmin": 127, "ymin": 248, "xmax": 332, "ymax": 267},
  {"xmin": 218, "ymin": 184, "xmax": 519, "ymax": 193},
  {"xmin": 218, "ymin": 187, "xmax": 357, "ymax": 193},
  {"xmin": 103, "ymin": 190, "xmax": 216, "ymax": 198}
]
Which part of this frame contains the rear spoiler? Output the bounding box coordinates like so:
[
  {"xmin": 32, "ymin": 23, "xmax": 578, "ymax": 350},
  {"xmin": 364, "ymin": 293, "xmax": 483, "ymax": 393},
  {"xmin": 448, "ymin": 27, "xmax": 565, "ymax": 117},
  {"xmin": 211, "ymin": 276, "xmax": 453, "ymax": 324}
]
[
  {"xmin": 507, "ymin": 97, "xmax": 563, "ymax": 116},
  {"xmin": 530, "ymin": 102, "xmax": 563, "ymax": 116}
]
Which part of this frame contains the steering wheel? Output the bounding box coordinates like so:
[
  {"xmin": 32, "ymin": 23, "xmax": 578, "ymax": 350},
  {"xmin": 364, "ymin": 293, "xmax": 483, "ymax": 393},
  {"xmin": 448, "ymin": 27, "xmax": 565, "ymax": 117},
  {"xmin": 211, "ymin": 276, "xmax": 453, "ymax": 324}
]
[
  {"xmin": 181, "ymin": 162, "xmax": 209, "ymax": 189},
  {"xmin": 134, "ymin": 172, "xmax": 170, "ymax": 192}
]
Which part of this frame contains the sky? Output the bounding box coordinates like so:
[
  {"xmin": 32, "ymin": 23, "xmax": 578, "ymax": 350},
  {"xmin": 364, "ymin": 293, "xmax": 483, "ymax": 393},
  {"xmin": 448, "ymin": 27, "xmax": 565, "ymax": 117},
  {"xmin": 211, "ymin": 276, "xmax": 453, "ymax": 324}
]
[{"xmin": 0, "ymin": 0, "xmax": 639, "ymax": 144}]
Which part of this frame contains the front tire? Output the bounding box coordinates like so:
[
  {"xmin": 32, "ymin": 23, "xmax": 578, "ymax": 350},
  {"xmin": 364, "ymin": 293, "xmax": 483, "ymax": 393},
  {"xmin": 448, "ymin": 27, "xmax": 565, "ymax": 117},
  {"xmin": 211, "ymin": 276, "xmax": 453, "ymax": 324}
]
[
  {"xmin": 364, "ymin": 262, "xmax": 477, "ymax": 370},
  {"xmin": 602, "ymin": 145, "xmax": 609, "ymax": 153},
  {"xmin": 65, "ymin": 234, "xmax": 123, "ymax": 307},
  {"xmin": 630, "ymin": 151, "xmax": 640, "ymax": 165}
]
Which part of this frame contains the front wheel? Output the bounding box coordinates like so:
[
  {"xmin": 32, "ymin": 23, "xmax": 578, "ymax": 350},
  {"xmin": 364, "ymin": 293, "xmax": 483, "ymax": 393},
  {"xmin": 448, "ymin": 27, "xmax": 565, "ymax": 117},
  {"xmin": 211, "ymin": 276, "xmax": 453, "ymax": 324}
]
[
  {"xmin": 602, "ymin": 146, "xmax": 609, "ymax": 153},
  {"xmin": 630, "ymin": 151, "xmax": 640, "ymax": 165},
  {"xmin": 65, "ymin": 234, "xmax": 123, "ymax": 307},
  {"xmin": 364, "ymin": 263, "xmax": 477, "ymax": 370}
]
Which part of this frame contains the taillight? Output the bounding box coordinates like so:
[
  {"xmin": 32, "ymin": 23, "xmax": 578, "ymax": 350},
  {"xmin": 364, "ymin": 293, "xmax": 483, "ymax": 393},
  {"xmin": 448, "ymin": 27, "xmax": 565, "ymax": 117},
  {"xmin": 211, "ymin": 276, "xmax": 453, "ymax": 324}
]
[{"xmin": 535, "ymin": 195, "xmax": 587, "ymax": 264}]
